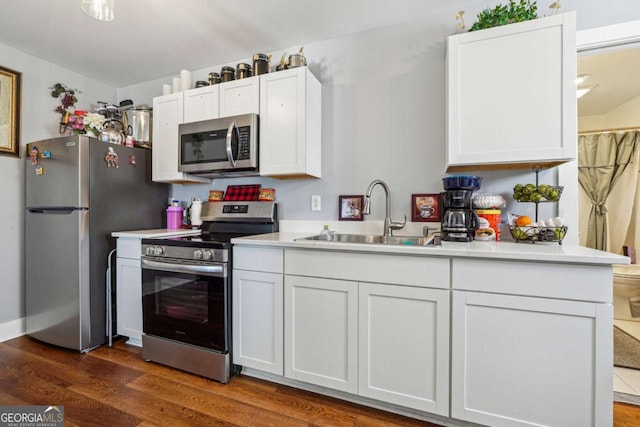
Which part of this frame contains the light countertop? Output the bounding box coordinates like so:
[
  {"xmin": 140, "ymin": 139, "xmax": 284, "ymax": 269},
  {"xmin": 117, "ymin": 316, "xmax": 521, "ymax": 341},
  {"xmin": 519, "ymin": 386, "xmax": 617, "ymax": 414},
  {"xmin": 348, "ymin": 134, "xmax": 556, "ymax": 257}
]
[
  {"xmin": 231, "ymin": 232, "xmax": 630, "ymax": 266},
  {"xmin": 112, "ymin": 228, "xmax": 201, "ymax": 239}
]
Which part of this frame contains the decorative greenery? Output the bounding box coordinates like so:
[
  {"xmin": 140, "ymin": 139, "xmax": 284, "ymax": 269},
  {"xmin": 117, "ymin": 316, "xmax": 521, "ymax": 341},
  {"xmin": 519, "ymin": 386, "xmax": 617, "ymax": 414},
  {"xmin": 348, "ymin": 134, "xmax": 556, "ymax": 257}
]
[
  {"xmin": 455, "ymin": 1, "xmax": 560, "ymax": 33},
  {"xmin": 50, "ymin": 82, "xmax": 80, "ymax": 114},
  {"xmin": 468, "ymin": 0, "xmax": 539, "ymax": 32}
]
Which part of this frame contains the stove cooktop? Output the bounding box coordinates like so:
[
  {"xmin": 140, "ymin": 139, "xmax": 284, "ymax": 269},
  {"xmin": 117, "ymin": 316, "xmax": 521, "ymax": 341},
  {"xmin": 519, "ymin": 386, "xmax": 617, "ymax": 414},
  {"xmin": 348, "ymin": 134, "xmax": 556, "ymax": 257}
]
[{"xmin": 142, "ymin": 231, "xmax": 267, "ymax": 250}]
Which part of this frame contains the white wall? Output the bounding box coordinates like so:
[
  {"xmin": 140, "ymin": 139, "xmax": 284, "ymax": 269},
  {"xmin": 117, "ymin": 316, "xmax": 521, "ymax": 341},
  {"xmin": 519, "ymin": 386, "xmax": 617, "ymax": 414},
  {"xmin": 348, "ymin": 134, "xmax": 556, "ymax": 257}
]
[
  {"xmin": 3, "ymin": 0, "xmax": 640, "ymax": 337},
  {"xmin": 117, "ymin": 9, "xmax": 565, "ymax": 226},
  {"xmin": 0, "ymin": 41, "xmax": 116, "ymax": 337},
  {"xmin": 579, "ymin": 95, "xmax": 640, "ymax": 131}
]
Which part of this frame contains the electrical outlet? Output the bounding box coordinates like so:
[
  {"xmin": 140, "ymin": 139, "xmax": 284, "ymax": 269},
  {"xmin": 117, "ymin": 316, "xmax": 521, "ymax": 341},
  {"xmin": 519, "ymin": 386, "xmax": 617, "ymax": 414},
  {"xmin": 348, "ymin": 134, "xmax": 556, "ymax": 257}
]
[{"xmin": 311, "ymin": 195, "xmax": 321, "ymax": 211}]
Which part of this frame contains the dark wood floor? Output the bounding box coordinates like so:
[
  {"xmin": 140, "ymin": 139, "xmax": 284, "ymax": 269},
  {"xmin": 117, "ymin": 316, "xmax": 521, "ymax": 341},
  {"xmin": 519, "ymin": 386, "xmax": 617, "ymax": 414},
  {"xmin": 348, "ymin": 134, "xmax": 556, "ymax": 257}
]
[{"xmin": 1, "ymin": 336, "xmax": 640, "ymax": 427}]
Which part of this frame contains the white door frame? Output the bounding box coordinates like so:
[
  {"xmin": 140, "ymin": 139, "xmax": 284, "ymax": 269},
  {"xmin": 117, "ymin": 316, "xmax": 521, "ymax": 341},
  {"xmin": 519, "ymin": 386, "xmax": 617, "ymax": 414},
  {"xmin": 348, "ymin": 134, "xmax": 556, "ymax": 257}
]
[{"xmin": 559, "ymin": 20, "xmax": 640, "ymax": 246}]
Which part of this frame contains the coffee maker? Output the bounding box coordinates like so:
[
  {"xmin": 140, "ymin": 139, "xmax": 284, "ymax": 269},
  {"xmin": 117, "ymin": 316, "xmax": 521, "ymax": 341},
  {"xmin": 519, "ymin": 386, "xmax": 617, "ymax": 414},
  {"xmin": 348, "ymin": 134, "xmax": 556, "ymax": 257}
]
[{"xmin": 440, "ymin": 176, "xmax": 482, "ymax": 242}]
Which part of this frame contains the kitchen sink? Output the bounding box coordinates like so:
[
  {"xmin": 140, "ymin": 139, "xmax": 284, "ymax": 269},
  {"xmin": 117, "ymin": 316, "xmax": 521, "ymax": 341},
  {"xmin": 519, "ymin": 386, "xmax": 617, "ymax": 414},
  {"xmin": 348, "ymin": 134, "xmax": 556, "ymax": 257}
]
[{"xmin": 296, "ymin": 233, "xmax": 440, "ymax": 246}]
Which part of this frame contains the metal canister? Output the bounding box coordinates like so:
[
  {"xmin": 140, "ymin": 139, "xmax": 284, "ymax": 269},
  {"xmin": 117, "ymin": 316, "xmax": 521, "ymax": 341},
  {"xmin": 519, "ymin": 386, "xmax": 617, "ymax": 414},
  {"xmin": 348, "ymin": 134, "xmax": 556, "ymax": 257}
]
[
  {"xmin": 194, "ymin": 80, "xmax": 208, "ymax": 88},
  {"xmin": 220, "ymin": 66, "xmax": 235, "ymax": 82},
  {"xmin": 253, "ymin": 53, "xmax": 270, "ymax": 75},
  {"xmin": 236, "ymin": 63, "xmax": 253, "ymax": 79},
  {"xmin": 207, "ymin": 72, "xmax": 221, "ymax": 85}
]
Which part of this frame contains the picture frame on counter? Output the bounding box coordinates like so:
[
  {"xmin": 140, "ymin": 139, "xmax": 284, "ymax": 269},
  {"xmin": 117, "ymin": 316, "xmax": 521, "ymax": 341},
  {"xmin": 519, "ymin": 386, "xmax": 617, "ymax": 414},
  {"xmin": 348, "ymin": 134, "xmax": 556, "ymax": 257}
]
[
  {"xmin": 339, "ymin": 195, "xmax": 364, "ymax": 221},
  {"xmin": 0, "ymin": 65, "xmax": 21, "ymax": 158},
  {"xmin": 411, "ymin": 193, "xmax": 441, "ymax": 222}
]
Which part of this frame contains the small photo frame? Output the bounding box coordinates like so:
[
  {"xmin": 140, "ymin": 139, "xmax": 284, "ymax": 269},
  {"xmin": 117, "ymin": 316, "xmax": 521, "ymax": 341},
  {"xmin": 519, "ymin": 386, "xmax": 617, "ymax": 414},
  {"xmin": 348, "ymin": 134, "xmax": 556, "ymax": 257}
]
[
  {"xmin": 339, "ymin": 195, "xmax": 364, "ymax": 221},
  {"xmin": 411, "ymin": 193, "xmax": 441, "ymax": 222}
]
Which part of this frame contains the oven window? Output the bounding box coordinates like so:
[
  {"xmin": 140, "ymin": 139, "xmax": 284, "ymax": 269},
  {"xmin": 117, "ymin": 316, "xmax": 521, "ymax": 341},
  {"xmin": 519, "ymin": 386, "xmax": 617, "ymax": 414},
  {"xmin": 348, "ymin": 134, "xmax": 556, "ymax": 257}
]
[{"xmin": 142, "ymin": 267, "xmax": 228, "ymax": 352}]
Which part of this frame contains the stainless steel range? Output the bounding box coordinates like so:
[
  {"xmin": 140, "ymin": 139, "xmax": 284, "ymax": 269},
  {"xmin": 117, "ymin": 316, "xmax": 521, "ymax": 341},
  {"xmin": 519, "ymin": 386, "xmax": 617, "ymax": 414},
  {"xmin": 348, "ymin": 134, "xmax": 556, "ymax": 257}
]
[{"xmin": 140, "ymin": 201, "xmax": 278, "ymax": 383}]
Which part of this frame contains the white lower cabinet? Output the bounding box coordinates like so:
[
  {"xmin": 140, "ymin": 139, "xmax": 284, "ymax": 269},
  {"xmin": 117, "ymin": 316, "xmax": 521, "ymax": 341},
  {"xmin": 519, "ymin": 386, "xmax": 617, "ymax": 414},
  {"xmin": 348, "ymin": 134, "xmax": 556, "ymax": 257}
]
[
  {"xmin": 232, "ymin": 269, "xmax": 283, "ymax": 375},
  {"xmin": 232, "ymin": 246, "xmax": 284, "ymax": 375},
  {"xmin": 233, "ymin": 245, "xmax": 614, "ymax": 426},
  {"xmin": 359, "ymin": 283, "xmax": 450, "ymax": 415},
  {"xmin": 284, "ymin": 275, "xmax": 359, "ymax": 393},
  {"xmin": 451, "ymin": 290, "xmax": 612, "ymax": 427},
  {"xmin": 115, "ymin": 238, "xmax": 144, "ymax": 346}
]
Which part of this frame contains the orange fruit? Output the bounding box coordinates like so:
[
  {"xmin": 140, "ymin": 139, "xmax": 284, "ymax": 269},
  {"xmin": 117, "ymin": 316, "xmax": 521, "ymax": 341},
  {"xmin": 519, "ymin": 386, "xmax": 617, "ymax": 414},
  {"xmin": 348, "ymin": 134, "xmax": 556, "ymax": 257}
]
[{"xmin": 515, "ymin": 215, "xmax": 533, "ymax": 227}]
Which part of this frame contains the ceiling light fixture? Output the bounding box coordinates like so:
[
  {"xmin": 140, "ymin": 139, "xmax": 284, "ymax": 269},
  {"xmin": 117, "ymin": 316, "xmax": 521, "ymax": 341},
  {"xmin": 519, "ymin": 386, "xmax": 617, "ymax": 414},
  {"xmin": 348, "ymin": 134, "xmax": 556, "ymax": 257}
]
[
  {"xmin": 81, "ymin": 0, "xmax": 114, "ymax": 21},
  {"xmin": 575, "ymin": 74, "xmax": 590, "ymax": 85},
  {"xmin": 577, "ymin": 87, "xmax": 592, "ymax": 99}
]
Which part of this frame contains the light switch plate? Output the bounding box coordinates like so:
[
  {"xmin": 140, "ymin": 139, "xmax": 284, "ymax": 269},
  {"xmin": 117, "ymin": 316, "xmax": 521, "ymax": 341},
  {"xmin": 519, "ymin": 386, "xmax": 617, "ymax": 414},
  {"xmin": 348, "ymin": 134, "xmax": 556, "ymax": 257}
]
[{"xmin": 311, "ymin": 195, "xmax": 321, "ymax": 211}]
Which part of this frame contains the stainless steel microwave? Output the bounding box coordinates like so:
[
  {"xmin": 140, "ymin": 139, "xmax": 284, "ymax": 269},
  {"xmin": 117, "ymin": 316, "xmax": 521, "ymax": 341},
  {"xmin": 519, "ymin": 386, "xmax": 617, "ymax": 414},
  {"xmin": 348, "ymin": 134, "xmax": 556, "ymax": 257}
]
[{"xmin": 178, "ymin": 113, "xmax": 259, "ymax": 178}]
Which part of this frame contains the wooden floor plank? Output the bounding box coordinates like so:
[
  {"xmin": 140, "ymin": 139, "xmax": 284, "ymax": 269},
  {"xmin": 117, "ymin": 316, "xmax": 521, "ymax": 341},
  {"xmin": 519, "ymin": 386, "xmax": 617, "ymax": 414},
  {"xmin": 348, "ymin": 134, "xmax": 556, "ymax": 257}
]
[
  {"xmin": 0, "ymin": 336, "xmax": 639, "ymax": 427},
  {"xmin": 129, "ymin": 373, "xmax": 338, "ymax": 427}
]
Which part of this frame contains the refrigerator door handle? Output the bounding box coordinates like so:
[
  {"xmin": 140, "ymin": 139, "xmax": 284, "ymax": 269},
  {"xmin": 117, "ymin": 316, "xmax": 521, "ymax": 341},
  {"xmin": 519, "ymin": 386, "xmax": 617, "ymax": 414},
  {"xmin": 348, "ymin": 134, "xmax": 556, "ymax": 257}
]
[{"xmin": 28, "ymin": 207, "xmax": 88, "ymax": 213}]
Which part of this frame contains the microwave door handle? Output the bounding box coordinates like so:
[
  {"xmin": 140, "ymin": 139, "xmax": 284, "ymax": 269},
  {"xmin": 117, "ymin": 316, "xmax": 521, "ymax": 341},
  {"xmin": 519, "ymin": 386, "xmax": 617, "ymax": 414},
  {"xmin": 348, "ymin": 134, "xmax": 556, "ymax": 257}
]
[{"xmin": 226, "ymin": 120, "xmax": 239, "ymax": 168}]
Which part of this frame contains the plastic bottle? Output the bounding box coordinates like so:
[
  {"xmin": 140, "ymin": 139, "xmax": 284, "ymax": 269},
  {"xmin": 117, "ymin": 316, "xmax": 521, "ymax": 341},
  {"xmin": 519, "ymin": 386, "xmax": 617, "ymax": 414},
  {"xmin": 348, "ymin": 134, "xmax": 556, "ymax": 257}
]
[
  {"xmin": 166, "ymin": 205, "xmax": 183, "ymax": 229},
  {"xmin": 319, "ymin": 224, "xmax": 336, "ymax": 240}
]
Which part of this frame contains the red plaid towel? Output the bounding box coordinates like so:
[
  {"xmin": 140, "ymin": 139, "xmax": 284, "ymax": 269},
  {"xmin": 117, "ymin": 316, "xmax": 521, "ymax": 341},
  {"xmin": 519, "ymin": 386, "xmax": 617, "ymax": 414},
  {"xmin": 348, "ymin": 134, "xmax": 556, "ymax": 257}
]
[{"xmin": 223, "ymin": 184, "xmax": 261, "ymax": 201}]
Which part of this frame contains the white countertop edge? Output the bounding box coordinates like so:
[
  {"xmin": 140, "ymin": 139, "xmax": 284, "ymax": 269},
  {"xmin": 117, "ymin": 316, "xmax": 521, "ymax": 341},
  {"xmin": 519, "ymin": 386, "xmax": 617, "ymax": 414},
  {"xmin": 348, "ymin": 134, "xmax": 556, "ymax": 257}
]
[
  {"xmin": 112, "ymin": 228, "xmax": 202, "ymax": 238},
  {"xmin": 231, "ymin": 232, "xmax": 630, "ymax": 265}
]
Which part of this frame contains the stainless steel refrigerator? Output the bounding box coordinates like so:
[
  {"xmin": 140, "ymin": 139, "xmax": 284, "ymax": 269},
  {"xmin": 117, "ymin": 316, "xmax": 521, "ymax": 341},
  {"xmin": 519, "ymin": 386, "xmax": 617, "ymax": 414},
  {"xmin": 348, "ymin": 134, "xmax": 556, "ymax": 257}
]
[{"xmin": 25, "ymin": 135, "xmax": 169, "ymax": 352}]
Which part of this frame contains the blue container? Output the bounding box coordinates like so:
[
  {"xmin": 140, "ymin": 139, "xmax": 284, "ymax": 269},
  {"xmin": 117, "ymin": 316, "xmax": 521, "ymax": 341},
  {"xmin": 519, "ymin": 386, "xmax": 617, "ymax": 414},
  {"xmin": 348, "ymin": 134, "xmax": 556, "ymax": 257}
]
[{"xmin": 442, "ymin": 175, "xmax": 483, "ymax": 191}]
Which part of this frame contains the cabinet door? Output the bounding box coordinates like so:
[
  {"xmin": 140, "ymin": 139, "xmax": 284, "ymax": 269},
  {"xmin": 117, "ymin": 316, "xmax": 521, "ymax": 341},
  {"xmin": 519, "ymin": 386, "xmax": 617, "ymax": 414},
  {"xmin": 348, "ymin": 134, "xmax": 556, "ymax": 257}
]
[
  {"xmin": 285, "ymin": 275, "xmax": 358, "ymax": 393},
  {"xmin": 451, "ymin": 291, "xmax": 612, "ymax": 427},
  {"xmin": 259, "ymin": 67, "xmax": 321, "ymax": 178},
  {"xmin": 116, "ymin": 257, "xmax": 143, "ymax": 347},
  {"xmin": 219, "ymin": 76, "xmax": 260, "ymax": 117},
  {"xmin": 151, "ymin": 94, "xmax": 209, "ymax": 183},
  {"xmin": 446, "ymin": 13, "xmax": 576, "ymax": 170},
  {"xmin": 183, "ymin": 85, "xmax": 220, "ymax": 123},
  {"xmin": 359, "ymin": 283, "xmax": 450, "ymax": 415},
  {"xmin": 232, "ymin": 269, "xmax": 283, "ymax": 375}
]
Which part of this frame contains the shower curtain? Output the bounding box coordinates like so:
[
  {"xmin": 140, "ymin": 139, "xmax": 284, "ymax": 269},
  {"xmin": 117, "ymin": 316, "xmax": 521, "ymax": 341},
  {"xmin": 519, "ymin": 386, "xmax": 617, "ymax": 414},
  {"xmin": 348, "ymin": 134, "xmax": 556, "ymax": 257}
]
[{"xmin": 578, "ymin": 130, "xmax": 640, "ymax": 252}]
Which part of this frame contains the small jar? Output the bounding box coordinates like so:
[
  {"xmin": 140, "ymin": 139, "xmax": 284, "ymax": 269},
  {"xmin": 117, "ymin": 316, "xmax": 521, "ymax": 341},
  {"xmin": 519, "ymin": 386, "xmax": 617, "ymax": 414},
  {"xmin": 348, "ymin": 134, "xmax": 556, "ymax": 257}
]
[
  {"xmin": 194, "ymin": 80, "xmax": 208, "ymax": 88},
  {"xmin": 236, "ymin": 63, "xmax": 253, "ymax": 79},
  {"xmin": 207, "ymin": 72, "xmax": 221, "ymax": 85},
  {"xmin": 253, "ymin": 53, "xmax": 270, "ymax": 75},
  {"xmin": 220, "ymin": 66, "xmax": 235, "ymax": 82}
]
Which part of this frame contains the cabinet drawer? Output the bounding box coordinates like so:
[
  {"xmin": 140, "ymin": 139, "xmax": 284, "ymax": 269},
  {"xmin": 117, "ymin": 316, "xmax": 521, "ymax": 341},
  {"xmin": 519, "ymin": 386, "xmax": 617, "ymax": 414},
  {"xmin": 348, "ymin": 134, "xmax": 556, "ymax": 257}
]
[
  {"xmin": 116, "ymin": 238, "xmax": 142, "ymax": 259},
  {"xmin": 285, "ymin": 249, "xmax": 449, "ymax": 289},
  {"xmin": 452, "ymin": 258, "xmax": 612, "ymax": 302},
  {"xmin": 233, "ymin": 246, "xmax": 283, "ymax": 273}
]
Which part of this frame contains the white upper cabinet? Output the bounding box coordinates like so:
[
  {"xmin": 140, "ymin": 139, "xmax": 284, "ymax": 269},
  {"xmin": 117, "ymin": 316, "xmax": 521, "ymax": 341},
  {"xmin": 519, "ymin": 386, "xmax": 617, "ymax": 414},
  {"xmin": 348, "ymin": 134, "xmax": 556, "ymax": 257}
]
[
  {"xmin": 446, "ymin": 12, "xmax": 577, "ymax": 172},
  {"xmin": 219, "ymin": 76, "xmax": 260, "ymax": 117},
  {"xmin": 259, "ymin": 67, "xmax": 322, "ymax": 178},
  {"xmin": 183, "ymin": 85, "xmax": 220, "ymax": 123},
  {"xmin": 152, "ymin": 68, "xmax": 321, "ymax": 181},
  {"xmin": 152, "ymin": 92, "xmax": 210, "ymax": 183}
]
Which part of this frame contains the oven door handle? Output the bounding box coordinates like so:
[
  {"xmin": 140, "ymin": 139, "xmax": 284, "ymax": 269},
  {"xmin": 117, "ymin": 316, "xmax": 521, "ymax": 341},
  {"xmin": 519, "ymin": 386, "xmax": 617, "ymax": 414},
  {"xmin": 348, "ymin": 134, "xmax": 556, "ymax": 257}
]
[{"xmin": 142, "ymin": 258, "xmax": 226, "ymax": 277}]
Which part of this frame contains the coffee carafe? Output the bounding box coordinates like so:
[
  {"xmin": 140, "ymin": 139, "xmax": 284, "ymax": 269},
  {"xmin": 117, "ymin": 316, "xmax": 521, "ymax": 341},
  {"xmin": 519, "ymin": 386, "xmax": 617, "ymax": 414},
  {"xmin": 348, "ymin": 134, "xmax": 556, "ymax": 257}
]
[{"xmin": 440, "ymin": 176, "xmax": 482, "ymax": 242}]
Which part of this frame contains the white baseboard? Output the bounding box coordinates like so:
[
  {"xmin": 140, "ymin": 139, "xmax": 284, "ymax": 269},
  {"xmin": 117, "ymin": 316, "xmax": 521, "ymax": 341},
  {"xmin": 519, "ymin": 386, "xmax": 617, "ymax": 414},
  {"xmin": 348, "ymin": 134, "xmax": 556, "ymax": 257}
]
[{"xmin": 0, "ymin": 317, "xmax": 26, "ymax": 343}]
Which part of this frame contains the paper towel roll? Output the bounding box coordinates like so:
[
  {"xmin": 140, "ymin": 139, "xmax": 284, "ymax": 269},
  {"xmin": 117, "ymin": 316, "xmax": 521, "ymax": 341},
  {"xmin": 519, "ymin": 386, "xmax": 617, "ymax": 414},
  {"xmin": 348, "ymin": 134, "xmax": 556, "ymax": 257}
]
[
  {"xmin": 172, "ymin": 77, "xmax": 180, "ymax": 93},
  {"xmin": 162, "ymin": 84, "xmax": 171, "ymax": 95},
  {"xmin": 180, "ymin": 69, "xmax": 192, "ymax": 91}
]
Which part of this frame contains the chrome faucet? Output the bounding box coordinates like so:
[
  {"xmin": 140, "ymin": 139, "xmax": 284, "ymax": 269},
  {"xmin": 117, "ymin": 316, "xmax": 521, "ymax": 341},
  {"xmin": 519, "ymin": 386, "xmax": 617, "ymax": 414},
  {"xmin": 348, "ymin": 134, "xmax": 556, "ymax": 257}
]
[{"xmin": 363, "ymin": 179, "xmax": 406, "ymax": 237}]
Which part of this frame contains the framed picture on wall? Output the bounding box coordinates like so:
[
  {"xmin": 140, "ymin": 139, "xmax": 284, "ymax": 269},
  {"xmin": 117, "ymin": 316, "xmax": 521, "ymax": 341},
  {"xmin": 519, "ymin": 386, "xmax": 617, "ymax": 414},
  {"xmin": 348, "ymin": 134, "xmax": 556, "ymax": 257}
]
[
  {"xmin": 0, "ymin": 65, "xmax": 21, "ymax": 158},
  {"xmin": 411, "ymin": 193, "xmax": 441, "ymax": 222},
  {"xmin": 339, "ymin": 195, "xmax": 364, "ymax": 221}
]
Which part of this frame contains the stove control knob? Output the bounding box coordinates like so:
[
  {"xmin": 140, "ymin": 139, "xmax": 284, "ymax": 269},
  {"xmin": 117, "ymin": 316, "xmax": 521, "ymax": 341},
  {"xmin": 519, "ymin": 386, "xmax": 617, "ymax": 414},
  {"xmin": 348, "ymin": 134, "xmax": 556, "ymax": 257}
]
[
  {"xmin": 202, "ymin": 250, "xmax": 213, "ymax": 260},
  {"xmin": 146, "ymin": 246, "xmax": 155, "ymax": 256},
  {"xmin": 193, "ymin": 249, "xmax": 204, "ymax": 260},
  {"xmin": 155, "ymin": 246, "xmax": 165, "ymax": 256}
]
